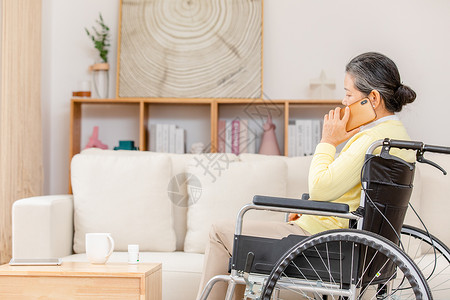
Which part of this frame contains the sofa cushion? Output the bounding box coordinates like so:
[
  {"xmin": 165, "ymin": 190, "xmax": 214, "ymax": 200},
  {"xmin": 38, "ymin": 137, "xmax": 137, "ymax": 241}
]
[
  {"xmin": 79, "ymin": 149, "xmax": 195, "ymax": 251},
  {"xmin": 71, "ymin": 150, "xmax": 177, "ymax": 253},
  {"xmin": 184, "ymin": 154, "xmax": 287, "ymax": 253},
  {"xmin": 239, "ymin": 153, "xmax": 313, "ymax": 198}
]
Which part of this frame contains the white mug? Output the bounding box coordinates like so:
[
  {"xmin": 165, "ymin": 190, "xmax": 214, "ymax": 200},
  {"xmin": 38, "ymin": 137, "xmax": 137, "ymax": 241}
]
[{"xmin": 85, "ymin": 233, "xmax": 114, "ymax": 264}]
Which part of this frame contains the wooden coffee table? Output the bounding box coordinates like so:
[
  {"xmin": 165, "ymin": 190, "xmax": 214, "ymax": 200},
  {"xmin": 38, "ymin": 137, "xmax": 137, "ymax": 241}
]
[{"xmin": 0, "ymin": 261, "xmax": 161, "ymax": 299}]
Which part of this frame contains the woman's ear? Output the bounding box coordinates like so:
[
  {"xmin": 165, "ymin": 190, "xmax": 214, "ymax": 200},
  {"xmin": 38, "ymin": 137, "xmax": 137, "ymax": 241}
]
[{"xmin": 369, "ymin": 90, "xmax": 382, "ymax": 109}]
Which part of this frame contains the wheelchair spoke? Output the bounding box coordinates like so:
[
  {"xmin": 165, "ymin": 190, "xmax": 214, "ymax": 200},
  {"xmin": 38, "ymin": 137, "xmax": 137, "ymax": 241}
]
[
  {"xmin": 281, "ymin": 265, "xmax": 316, "ymax": 299},
  {"xmin": 418, "ymin": 252, "xmax": 442, "ymax": 279},
  {"xmin": 279, "ymin": 271, "xmax": 314, "ymax": 299},
  {"xmin": 355, "ymin": 248, "xmax": 379, "ymax": 289},
  {"xmin": 357, "ymin": 255, "xmax": 390, "ymax": 299},
  {"xmin": 325, "ymin": 243, "xmax": 334, "ymax": 285},
  {"xmin": 350, "ymin": 239, "xmax": 355, "ymax": 291},
  {"xmin": 401, "ymin": 225, "xmax": 450, "ymax": 298},
  {"xmin": 313, "ymin": 245, "xmax": 337, "ymax": 287},
  {"xmin": 339, "ymin": 241, "xmax": 343, "ymax": 291},
  {"xmin": 413, "ymin": 240, "xmax": 434, "ymax": 264},
  {"xmin": 427, "ymin": 275, "xmax": 450, "ymax": 291},
  {"xmin": 405, "ymin": 233, "xmax": 412, "ymax": 253},
  {"xmin": 367, "ymin": 270, "xmax": 398, "ymax": 300},
  {"xmin": 290, "ymin": 256, "xmax": 339, "ymax": 299},
  {"xmin": 411, "ymin": 238, "xmax": 423, "ymax": 262}
]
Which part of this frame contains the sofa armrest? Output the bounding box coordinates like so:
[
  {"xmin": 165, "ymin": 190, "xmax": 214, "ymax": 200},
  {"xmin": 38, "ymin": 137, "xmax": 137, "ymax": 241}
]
[{"xmin": 12, "ymin": 195, "xmax": 74, "ymax": 259}]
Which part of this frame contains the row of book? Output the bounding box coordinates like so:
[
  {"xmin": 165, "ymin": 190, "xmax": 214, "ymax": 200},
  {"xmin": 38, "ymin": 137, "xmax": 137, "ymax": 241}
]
[
  {"xmin": 148, "ymin": 119, "xmax": 321, "ymax": 156},
  {"xmin": 217, "ymin": 119, "xmax": 260, "ymax": 155},
  {"xmin": 149, "ymin": 124, "xmax": 185, "ymax": 153},
  {"xmin": 288, "ymin": 119, "xmax": 323, "ymax": 157}
]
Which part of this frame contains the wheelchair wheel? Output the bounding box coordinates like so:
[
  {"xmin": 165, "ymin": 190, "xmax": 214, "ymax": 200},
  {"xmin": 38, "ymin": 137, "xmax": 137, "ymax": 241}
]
[
  {"xmin": 261, "ymin": 229, "xmax": 431, "ymax": 300},
  {"xmin": 401, "ymin": 224, "xmax": 450, "ymax": 298}
]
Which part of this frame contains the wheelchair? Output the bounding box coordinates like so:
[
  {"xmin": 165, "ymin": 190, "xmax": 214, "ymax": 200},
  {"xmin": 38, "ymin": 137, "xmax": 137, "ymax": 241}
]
[{"xmin": 199, "ymin": 138, "xmax": 450, "ymax": 300}]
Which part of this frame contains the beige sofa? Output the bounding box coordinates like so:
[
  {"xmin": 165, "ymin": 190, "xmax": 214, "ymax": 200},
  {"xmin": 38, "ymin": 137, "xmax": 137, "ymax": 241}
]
[{"xmin": 11, "ymin": 149, "xmax": 450, "ymax": 300}]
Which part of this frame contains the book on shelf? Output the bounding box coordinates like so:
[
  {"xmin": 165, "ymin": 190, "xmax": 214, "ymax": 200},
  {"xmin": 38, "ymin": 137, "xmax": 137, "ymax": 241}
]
[
  {"xmin": 218, "ymin": 118, "xmax": 257, "ymax": 155},
  {"xmin": 231, "ymin": 120, "xmax": 240, "ymax": 155},
  {"xmin": 162, "ymin": 124, "xmax": 169, "ymax": 153},
  {"xmin": 217, "ymin": 120, "xmax": 226, "ymax": 153},
  {"xmin": 175, "ymin": 128, "xmax": 185, "ymax": 154},
  {"xmin": 239, "ymin": 119, "xmax": 248, "ymax": 153},
  {"xmin": 149, "ymin": 123, "xmax": 186, "ymax": 153},
  {"xmin": 290, "ymin": 119, "xmax": 323, "ymax": 157},
  {"xmin": 225, "ymin": 120, "xmax": 232, "ymax": 153},
  {"xmin": 169, "ymin": 124, "xmax": 176, "ymax": 153},
  {"xmin": 288, "ymin": 121, "xmax": 296, "ymax": 157}
]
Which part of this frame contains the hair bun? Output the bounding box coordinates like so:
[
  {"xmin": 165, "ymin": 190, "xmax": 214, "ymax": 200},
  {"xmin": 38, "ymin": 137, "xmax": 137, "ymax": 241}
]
[{"xmin": 394, "ymin": 84, "xmax": 416, "ymax": 110}]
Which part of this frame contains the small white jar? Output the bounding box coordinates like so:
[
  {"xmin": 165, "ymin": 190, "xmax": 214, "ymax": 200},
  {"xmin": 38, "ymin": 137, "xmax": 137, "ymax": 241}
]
[{"xmin": 128, "ymin": 244, "xmax": 139, "ymax": 264}]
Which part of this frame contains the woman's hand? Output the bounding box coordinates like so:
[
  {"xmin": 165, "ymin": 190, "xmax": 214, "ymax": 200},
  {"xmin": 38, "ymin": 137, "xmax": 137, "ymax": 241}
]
[
  {"xmin": 288, "ymin": 213, "xmax": 300, "ymax": 221},
  {"xmin": 320, "ymin": 107, "xmax": 360, "ymax": 147}
]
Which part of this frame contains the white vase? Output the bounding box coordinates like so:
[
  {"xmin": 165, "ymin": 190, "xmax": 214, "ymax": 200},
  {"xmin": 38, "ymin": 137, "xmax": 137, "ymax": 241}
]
[{"xmin": 90, "ymin": 63, "xmax": 109, "ymax": 98}]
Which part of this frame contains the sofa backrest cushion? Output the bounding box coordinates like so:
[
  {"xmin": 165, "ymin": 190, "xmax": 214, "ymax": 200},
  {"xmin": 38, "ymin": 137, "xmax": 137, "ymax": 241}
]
[
  {"xmin": 71, "ymin": 149, "xmax": 177, "ymax": 253},
  {"xmin": 184, "ymin": 154, "xmax": 288, "ymax": 253},
  {"xmin": 239, "ymin": 154, "xmax": 313, "ymax": 198}
]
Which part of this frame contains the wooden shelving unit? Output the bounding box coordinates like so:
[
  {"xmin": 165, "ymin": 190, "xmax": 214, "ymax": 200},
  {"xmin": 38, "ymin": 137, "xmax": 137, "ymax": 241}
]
[
  {"xmin": 69, "ymin": 1, "xmax": 343, "ymax": 161},
  {"xmin": 70, "ymin": 97, "xmax": 342, "ymax": 160}
]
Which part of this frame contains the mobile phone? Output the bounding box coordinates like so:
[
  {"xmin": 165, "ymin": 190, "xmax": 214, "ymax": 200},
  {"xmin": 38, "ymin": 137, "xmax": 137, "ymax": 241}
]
[{"xmin": 340, "ymin": 98, "xmax": 377, "ymax": 131}]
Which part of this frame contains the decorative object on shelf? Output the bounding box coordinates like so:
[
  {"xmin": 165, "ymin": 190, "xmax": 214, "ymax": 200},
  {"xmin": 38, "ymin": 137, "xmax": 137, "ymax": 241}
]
[
  {"xmin": 89, "ymin": 63, "xmax": 109, "ymax": 98},
  {"xmin": 114, "ymin": 140, "xmax": 138, "ymax": 151},
  {"xmin": 84, "ymin": 126, "xmax": 108, "ymax": 150},
  {"xmin": 117, "ymin": 0, "xmax": 262, "ymax": 98},
  {"xmin": 258, "ymin": 114, "xmax": 281, "ymax": 155},
  {"xmin": 72, "ymin": 80, "xmax": 92, "ymax": 98},
  {"xmin": 309, "ymin": 70, "xmax": 336, "ymax": 99},
  {"xmin": 72, "ymin": 91, "xmax": 91, "ymax": 97},
  {"xmin": 190, "ymin": 143, "xmax": 205, "ymax": 154},
  {"xmin": 85, "ymin": 13, "xmax": 110, "ymax": 98}
]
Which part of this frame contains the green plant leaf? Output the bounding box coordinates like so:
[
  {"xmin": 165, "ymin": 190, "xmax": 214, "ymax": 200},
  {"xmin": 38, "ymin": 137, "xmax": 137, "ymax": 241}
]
[{"xmin": 85, "ymin": 12, "xmax": 110, "ymax": 63}]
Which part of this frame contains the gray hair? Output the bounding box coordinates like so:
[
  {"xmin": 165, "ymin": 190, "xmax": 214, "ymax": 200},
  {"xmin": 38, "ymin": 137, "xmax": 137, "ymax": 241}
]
[{"xmin": 345, "ymin": 52, "xmax": 416, "ymax": 112}]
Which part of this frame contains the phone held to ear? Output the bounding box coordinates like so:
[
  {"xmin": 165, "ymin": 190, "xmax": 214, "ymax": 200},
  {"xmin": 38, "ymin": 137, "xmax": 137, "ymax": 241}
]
[{"xmin": 340, "ymin": 98, "xmax": 377, "ymax": 131}]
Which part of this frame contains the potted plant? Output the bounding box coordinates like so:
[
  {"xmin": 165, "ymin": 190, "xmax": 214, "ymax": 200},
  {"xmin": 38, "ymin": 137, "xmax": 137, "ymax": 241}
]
[
  {"xmin": 86, "ymin": 13, "xmax": 110, "ymax": 66},
  {"xmin": 86, "ymin": 13, "xmax": 110, "ymax": 98}
]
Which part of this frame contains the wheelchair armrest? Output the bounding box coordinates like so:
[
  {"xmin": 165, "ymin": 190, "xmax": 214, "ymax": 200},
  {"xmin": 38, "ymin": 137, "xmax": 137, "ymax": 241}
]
[{"xmin": 253, "ymin": 195, "xmax": 349, "ymax": 214}]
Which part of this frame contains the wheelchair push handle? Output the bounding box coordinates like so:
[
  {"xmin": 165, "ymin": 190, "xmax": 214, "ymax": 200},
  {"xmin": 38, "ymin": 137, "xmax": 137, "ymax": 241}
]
[
  {"xmin": 385, "ymin": 139, "xmax": 450, "ymax": 175},
  {"xmin": 387, "ymin": 139, "xmax": 423, "ymax": 151},
  {"xmin": 423, "ymin": 144, "xmax": 450, "ymax": 154},
  {"xmin": 388, "ymin": 139, "xmax": 450, "ymax": 154}
]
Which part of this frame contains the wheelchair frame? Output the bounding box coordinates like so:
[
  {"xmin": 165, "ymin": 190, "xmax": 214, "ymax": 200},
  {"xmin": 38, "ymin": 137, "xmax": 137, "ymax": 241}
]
[{"xmin": 199, "ymin": 139, "xmax": 450, "ymax": 300}]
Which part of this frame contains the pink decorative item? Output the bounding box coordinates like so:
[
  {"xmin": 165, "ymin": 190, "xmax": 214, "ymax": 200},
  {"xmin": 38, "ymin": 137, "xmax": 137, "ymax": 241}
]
[
  {"xmin": 84, "ymin": 126, "xmax": 108, "ymax": 150},
  {"xmin": 258, "ymin": 115, "xmax": 281, "ymax": 155}
]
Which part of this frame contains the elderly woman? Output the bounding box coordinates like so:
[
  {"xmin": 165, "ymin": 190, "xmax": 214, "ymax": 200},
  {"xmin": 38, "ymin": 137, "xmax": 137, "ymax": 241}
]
[{"xmin": 197, "ymin": 52, "xmax": 417, "ymax": 300}]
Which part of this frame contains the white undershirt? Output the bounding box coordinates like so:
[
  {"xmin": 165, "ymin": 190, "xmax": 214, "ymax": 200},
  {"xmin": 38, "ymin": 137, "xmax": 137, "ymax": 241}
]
[{"xmin": 360, "ymin": 114, "xmax": 399, "ymax": 132}]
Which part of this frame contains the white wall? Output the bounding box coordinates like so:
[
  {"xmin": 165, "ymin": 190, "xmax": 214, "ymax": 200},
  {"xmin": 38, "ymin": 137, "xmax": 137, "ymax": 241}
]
[
  {"xmin": 42, "ymin": 0, "xmax": 119, "ymax": 193},
  {"xmin": 42, "ymin": 0, "xmax": 450, "ymax": 194}
]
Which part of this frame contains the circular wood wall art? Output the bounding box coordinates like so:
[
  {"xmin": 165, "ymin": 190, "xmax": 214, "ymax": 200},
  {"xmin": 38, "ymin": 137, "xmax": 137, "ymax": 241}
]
[{"xmin": 118, "ymin": 0, "xmax": 262, "ymax": 98}]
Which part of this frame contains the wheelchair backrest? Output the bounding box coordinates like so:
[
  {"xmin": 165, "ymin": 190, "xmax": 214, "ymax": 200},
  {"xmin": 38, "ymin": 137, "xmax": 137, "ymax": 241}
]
[
  {"xmin": 361, "ymin": 154, "xmax": 416, "ymax": 244},
  {"xmin": 358, "ymin": 153, "xmax": 415, "ymax": 284}
]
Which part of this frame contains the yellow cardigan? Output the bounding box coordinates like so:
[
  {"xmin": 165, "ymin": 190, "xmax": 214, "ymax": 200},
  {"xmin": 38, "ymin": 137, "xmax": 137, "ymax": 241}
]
[{"xmin": 295, "ymin": 117, "xmax": 416, "ymax": 235}]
